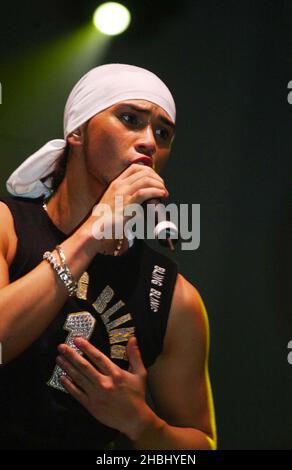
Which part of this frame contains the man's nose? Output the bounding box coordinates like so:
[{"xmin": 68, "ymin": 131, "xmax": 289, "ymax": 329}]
[{"xmin": 134, "ymin": 125, "xmax": 157, "ymax": 157}]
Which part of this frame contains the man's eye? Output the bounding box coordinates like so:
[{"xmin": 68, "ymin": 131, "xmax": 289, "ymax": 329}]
[
  {"xmin": 120, "ymin": 113, "xmax": 138, "ymax": 125},
  {"xmin": 156, "ymin": 128, "xmax": 170, "ymax": 141}
]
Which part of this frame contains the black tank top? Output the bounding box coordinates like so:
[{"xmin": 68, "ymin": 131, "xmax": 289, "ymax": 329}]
[{"xmin": 0, "ymin": 195, "xmax": 178, "ymax": 449}]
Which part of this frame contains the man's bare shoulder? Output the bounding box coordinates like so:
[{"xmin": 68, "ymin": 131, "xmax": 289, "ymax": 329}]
[{"xmin": 0, "ymin": 201, "xmax": 18, "ymax": 264}]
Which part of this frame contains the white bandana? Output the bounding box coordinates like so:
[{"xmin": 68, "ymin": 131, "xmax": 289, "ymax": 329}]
[{"xmin": 6, "ymin": 63, "xmax": 176, "ymax": 198}]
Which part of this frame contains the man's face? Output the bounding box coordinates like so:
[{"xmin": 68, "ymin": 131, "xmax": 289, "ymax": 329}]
[{"xmin": 82, "ymin": 99, "xmax": 175, "ymax": 187}]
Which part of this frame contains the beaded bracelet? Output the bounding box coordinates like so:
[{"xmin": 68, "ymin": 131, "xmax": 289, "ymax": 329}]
[{"xmin": 43, "ymin": 250, "xmax": 78, "ymax": 297}]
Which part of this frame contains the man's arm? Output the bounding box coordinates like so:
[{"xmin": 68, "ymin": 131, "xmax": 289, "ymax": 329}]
[
  {"xmin": 0, "ymin": 202, "xmax": 116, "ymax": 363},
  {"xmin": 131, "ymin": 273, "xmax": 217, "ymax": 450}
]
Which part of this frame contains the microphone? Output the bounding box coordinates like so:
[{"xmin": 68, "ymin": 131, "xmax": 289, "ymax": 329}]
[
  {"xmin": 136, "ymin": 162, "xmax": 179, "ymax": 250},
  {"xmin": 143, "ymin": 198, "xmax": 179, "ymax": 250}
]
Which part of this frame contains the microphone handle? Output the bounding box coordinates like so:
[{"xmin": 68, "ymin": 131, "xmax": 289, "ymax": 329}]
[{"xmin": 143, "ymin": 198, "xmax": 179, "ymax": 250}]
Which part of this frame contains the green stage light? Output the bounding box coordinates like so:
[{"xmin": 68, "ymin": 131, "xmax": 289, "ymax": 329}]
[{"xmin": 93, "ymin": 2, "xmax": 131, "ymax": 36}]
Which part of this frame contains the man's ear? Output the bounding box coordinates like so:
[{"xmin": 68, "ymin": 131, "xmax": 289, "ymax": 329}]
[{"xmin": 67, "ymin": 128, "xmax": 83, "ymax": 147}]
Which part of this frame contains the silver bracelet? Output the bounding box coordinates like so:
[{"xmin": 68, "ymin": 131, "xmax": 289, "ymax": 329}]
[
  {"xmin": 43, "ymin": 250, "xmax": 78, "ymax": 297},
  {"xmin": 55, "ymin": 245, "xmax": 78, "ymax": 296}
]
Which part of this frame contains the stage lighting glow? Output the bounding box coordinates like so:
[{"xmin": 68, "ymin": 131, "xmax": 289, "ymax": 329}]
[{"xmin": 93, "ymin": 2, "xmax": 131, "ymax": 36}]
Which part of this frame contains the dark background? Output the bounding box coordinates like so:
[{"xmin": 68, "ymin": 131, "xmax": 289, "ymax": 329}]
[{"xmin": 0, "ymin": 0, "xmax": 291, "ymax": 449}]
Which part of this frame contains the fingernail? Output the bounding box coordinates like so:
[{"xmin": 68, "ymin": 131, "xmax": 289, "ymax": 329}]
[
  {"xmin": 73, "ymin": 336, "xmax": 83, "ymax": 347},
  {"xmin": 58, "ymin": 344, "xmax": 66, "ymax": 354}
]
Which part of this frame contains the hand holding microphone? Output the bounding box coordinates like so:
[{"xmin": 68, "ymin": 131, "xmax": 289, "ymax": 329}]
[
  {"xmin": 90, "ymin": 162, "xmax": 179, "ymax": 250},
  {"xmin": 135, "ymin": 161, "xmax": 179, "ymax": 250}
]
